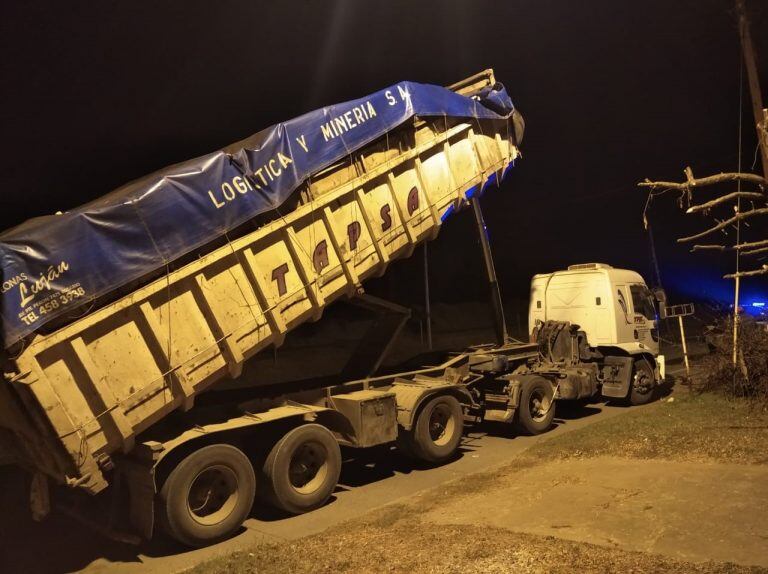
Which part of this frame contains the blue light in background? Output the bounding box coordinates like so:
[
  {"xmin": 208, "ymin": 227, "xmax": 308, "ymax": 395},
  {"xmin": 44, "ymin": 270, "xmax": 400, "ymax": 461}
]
[{"xmin": 661, "ymin": 266, "xmax": 767, "ymax": 316}]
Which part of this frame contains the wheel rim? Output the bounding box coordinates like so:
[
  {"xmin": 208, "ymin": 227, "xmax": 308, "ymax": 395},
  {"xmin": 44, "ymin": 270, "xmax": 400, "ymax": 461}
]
[
  {"xmin": 289, "ymin": 441, "xmax": 329, "ymax": 495},
  {"xmin": 187, "ymin": 465, "xmax": 239, "ymax": 526},
  {"xmin": 529, "ymin": 388, "xmax": 551, "ymax": 423},
  {"xmin": 634, "ymin": 368, "xmax": 653, "ymax": 395},
  {"xmin": 428, "ymin": 403, "xmax": 456, "ymax": 446}
]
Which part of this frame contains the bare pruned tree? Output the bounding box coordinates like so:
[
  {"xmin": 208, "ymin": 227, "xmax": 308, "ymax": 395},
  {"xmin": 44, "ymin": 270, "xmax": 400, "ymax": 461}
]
[{"xmin": 639, "ymin": 168, "xmax": 768, "ymax": 279}]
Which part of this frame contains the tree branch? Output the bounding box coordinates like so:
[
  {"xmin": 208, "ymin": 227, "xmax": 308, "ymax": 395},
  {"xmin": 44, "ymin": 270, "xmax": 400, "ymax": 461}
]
[
  {"xmin": 724, "ymin": 264, "xmax": 768, "ymax": 279},
  {"xmin": 678, "ymin": 207, "xmax": 768, "ymax": 243},
  {"xmin": 742, "ymin": 245, "xmax": 768, "ymax": 256},
  {"xmin": 736, "ymin": 238, "xmax": 768, "ymax": 251},
  {"xmin": 639, "ymin": 171, "xmax": 767, "ymax": 191},
  {"xmin": 692, "ymin": 239, "xmax": 768, "ymax": 252},
  {"xmin": 686, "ymin": 191, "xmax": 766, "ymax": 213},
  {"xmin": 691, "ymin": 244, "xmax": 726, "ymax": 252}
]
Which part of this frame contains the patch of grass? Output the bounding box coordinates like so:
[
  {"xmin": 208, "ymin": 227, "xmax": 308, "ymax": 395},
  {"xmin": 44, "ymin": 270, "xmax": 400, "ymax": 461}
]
[
  {"xmin": 528, "ymin": 392, "xmax": 768, "ymax": 465},
  {"xmin": 190, "ymin": 522, "xmax": 765, "ymax": 574}
]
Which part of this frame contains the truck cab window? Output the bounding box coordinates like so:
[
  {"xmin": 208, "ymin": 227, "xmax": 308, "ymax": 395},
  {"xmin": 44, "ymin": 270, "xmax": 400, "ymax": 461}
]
[
  {"xmin": 617, "ymin": 289, "xmax": 628, "ymax": 315},
  {"xmin": 630, "ymin": 284, "xmax": 656, "ymax": 320}
]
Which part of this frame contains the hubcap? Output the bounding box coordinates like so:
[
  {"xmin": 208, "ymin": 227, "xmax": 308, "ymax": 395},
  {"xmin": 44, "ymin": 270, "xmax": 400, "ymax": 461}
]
[
  {"xmin": 187, "ymin": 465, "xmax": 239, "ymax": 526},
  {"xmin": 289, "ymin": 441, "xmax": 329, "ymax": 494},
  {"xmin": 529, "ymin": 389, "xmax": 551, "ymax": 422},
  {"xmin": 634, "ymin": 370, "xmax": 652, "ymax": 394}
]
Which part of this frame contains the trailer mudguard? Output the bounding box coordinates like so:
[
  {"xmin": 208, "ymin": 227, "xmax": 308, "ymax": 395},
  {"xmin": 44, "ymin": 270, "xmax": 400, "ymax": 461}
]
[{"xmin": 390, "ymin": 377, "xmax": 473, "ymax": 430}]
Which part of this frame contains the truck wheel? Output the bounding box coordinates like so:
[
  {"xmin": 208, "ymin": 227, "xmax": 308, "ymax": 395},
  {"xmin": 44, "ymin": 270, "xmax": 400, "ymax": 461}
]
[
  {"xmin": 399, "ymin": 394, "xmax": 463, "ymax": 464},
  {"xmin": 158, "ymin": 444, "xmax": 256, "ymax": 547},
  {"xmin": 517, "ymin": 377, "xmax": 555, "ymax": 435},
  {"xmin": 629, "ymin": 359, "xmax": 655, "ymax": 405},
  {"xmin": 262, "ymin": 424, "xmax": 341, "ymax": 515}
]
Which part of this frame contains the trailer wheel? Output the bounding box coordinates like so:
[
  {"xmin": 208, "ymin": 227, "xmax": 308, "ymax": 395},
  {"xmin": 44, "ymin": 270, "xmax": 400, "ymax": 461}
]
[
  {"xmin": 262, "ymin": 424, "xmax": 341, "ymax": 515},
  {"xmin": 159, "ymin": 444, "xmax": 256, "ymax": 547},
  {"xmin": 400, "ymin": 394, "xmax": 463, "ymax": 464},
  {"xmin": 629, "ymin": 359, "xmax": 655, "ymax": 405},
  {"xmin": 517, "ymin": 377, "xmax": 555, "ymax": 435}
]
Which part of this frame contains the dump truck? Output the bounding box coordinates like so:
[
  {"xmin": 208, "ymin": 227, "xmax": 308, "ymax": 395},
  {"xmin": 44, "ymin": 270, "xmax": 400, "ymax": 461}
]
[{"xmin": 0, "ymin": 70, "xmax": 663, "ymax": 548}]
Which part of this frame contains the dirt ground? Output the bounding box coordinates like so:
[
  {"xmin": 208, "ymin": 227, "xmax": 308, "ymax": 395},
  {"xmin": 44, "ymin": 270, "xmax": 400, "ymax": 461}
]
[
  {"xmin": 425, "ymin": 457, "xmax": 768, "ymax": 567},
  {"xmin": 190, "ymin": 391, "xmax": 768, "ymax": 574},
  {"xmin": 192, "ymin": 521, "xmax": 765, "ymax": 574}
]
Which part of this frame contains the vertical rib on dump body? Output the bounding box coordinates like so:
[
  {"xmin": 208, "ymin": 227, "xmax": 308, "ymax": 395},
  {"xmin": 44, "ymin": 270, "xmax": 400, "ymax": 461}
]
[{"xmin": 1, "ymin": 70, "xmax": 521, "ymax": 493}]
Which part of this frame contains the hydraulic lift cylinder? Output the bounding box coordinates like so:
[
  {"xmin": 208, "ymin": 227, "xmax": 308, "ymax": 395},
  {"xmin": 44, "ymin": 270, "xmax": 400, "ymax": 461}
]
[{"xmin": 471, "ymin": 196, "xmax": 509, "ymax": 345}]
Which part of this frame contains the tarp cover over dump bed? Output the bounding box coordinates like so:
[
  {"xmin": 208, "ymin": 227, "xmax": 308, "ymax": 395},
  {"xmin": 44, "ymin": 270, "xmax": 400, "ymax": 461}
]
[{"xmin": 0, "ymin": 80, "xmax": 520, "ymax": 348}]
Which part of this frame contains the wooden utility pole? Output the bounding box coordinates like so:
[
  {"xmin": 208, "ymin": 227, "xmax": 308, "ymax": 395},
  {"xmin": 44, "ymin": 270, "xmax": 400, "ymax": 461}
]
[
  {"xmin": 736, "ymin": 0, "xmax": 768, "ymax": 178},
  {"xmin": 734, "ymin": 0, "xmax": 766, "ymax": 364}
]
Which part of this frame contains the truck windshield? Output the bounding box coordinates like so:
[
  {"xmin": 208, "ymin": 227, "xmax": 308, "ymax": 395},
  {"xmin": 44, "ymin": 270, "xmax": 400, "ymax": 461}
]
[{"xmin": 629, "ymin": 284, "xmax": 657, "ymax": 320}]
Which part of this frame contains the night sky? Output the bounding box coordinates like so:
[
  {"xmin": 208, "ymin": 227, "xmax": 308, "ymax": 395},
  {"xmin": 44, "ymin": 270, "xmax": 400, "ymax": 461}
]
[{"xmin": 1, "ymin": 0, "xmax": 767, "ymax": 307}]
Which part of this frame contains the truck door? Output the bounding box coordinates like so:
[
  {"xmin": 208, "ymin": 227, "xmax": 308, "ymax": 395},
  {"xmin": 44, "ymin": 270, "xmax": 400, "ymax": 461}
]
[
  {"xmin": 613, "ymin": 284, "xmax": 636, "ymax": 345},
  {"xmin": 629, "ymin": 283, "xmax": 659, "ymax": 352}
]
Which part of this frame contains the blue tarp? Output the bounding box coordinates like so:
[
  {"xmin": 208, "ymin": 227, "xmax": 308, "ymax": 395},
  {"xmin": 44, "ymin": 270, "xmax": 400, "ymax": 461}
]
[{"xmin": 0, "ymin": 79, "xmax": 521, "ymax": 348}]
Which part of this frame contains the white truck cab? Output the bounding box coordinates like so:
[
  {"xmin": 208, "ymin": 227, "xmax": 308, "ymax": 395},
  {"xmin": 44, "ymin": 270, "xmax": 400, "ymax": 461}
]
[{"xmin": 529, "ymin": 263, "xmax": 665, "ymax": 401}]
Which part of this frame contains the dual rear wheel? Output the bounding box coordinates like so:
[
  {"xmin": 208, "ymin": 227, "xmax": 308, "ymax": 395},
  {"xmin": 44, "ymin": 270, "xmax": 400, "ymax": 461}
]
[
  {"xmin": 158, "ymin": 424, "xmax": 341, "ymax": 547},
  {"xmin": 159, "ymin": 386, "xmax": 555, "ymax": 547}
]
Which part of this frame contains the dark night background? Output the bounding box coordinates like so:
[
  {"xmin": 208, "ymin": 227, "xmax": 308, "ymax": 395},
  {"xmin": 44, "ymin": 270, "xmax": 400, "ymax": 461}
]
[{"xmin": 1, "ymin": 0, "xmax": 767, "ymax": 311}]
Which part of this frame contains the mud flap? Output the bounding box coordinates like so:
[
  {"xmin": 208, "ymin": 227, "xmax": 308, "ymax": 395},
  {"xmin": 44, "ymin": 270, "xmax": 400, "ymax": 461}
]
[
  {"xmin": 119, "ymin": 459, "xmax": 156, "ymax": 540},
  {"xmin": 600, "ymin": 356, "xmax": 634, "ymax": 398}
]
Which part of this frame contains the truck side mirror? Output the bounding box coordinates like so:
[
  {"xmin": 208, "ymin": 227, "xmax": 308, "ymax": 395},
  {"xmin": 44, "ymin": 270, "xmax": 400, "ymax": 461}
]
[{"xmin": 652, "ymin": 288, "xmax": 667, "ymax": 305}]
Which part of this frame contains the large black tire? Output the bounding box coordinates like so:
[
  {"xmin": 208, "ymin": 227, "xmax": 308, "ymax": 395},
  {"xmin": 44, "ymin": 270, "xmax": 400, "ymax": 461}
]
[
  {"xmin": 516, "ymin": 377, "xmax": 556, "ymax": 435},
  {"xmin": 261, "ymin": 424, "xmax": 341, "ymax": 515},
  {"xmin": 158, "ymin": 444, "xmax": 256, "ymax": 547},
  {"xmin": 629, "ymin": 358, "xmax": 655, "ymax": 405},
  {"xmin": 399, "ymin": 394, "xmax": 464, "ymax": 464}
]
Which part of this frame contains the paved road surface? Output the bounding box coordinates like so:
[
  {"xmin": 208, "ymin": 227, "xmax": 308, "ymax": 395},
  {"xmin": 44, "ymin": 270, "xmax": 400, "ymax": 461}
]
[{"xmin": 1, "ymin": 376, "xmax": 681, "ymax": 574}]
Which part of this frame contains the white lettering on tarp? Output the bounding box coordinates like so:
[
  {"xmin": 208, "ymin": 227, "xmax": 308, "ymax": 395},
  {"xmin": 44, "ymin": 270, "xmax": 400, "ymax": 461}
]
[
  {"xmin": 16, "ymin": 281, "xmax": 85, "ymax": 326},
  {"xmin": 320, "ymin": 100, "xmax": 377, "ymax": 142},
  {"xmin": 385, "ymin": 84, "xmax": 411, "ymax": 107},
  {"xmin": 252, "ymin": 152, "xmax": 293, "ymax": 187},
  {"xmin": 17, "ymin": 261, "xmax": 70, "ymax": 308},
  {"xmin": 296, "ymin": 134, "xmax": 309, "ymax": 153},
  {"xmin": 1, "ymin": 273, "xmax": 28, "ymax": 294},
  {"xmin": 208, "ymin": 153, "xmax": 293, "ymax": 209}
]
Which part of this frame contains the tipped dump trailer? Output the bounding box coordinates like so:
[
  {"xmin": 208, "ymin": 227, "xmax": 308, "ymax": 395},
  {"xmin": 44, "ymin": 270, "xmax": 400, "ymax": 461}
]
[
  {"xmin": 0, "ymin": 70, "xmax": 663, "ymax": 547},
  {"xmin": 1, "ymin": 70, "xmax": 547, "ymax": 546}
]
